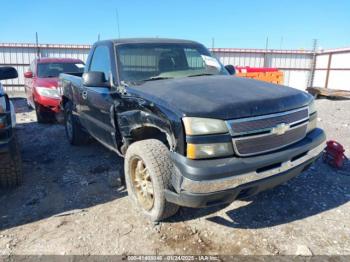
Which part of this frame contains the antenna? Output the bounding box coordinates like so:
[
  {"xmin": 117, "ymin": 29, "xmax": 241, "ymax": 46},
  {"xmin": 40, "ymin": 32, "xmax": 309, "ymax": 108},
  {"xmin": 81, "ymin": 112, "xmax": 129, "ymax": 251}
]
[{"xmin": 116, "ymin": 8, "xmax": 121, "ymax": 38}]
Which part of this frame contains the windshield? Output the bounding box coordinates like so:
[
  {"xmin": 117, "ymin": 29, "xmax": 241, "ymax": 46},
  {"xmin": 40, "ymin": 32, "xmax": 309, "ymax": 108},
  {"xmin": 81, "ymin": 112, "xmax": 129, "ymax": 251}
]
[
  {"xmin": 115, "ymin": 43, "xmax": 227, "ymax": 83},
  {"xmin": 37, "ymin": 62, "xmax": 85, "ymax": 78}
]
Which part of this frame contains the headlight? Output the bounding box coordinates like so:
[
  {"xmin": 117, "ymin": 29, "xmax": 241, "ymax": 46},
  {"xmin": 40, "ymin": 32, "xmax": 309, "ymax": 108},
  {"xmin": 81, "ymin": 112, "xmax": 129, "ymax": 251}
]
[
  {"xmin": 187, "ymin": 142, "xmax": 234, "ymax": 159},
  {"xmin": 0, "ymin": 116, "xmax": 6, "ymax": 129},
  {"xmin": 307, "ymin": 100, "xmax": 317, "ymax": 133},
  {"xmin": 183, "ymin": 117, "xmax": 229, "ymax": 135},
  {"xmin": 308, "ymin": 99, "xmax": 316, "ymax": 115},
  {"xmin": 0, "ymin": 96, "xmax": 6, "ymax": 113},
  {"xmin": 36, "ymin": 87, "xmax": 60, "ymax": 99},
  {"xmin": 10, "ymin": 101, "xmax": 16, "ymax": 128},
  {"xmin": 0, "ymin": 96, "xmax": 7, "ymax": 128}
]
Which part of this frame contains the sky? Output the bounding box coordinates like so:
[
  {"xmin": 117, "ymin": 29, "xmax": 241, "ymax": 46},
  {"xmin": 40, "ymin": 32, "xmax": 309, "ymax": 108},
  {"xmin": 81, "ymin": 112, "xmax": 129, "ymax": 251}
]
[{"xmin": 0, "ymin": 0, "xmax": 349, "ymax": 50}]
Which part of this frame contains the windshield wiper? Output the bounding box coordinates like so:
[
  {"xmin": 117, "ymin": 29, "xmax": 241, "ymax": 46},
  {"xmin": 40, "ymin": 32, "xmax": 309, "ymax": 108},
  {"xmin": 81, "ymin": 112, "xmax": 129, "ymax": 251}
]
[
  {"xmin": 188, "ymin": 73, "xmax": 215, "ymax": 78},
  {"xmin": 144, "ymin": 76, "xmax": 174, "ymax": 82}
]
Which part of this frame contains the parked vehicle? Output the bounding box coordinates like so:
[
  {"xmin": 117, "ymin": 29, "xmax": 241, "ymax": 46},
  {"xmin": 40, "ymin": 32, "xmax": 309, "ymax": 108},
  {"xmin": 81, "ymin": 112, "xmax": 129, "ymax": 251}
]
[
  {"xmin": 24, "ymin": 58, "xmax": 84, "ymax": 123},
  {"xmin": 60, "ymin": 38, "xmax": 326, "ymax": 221},
  {"xmin": 235, "ymin": 66, "xmax": 284, "ymax": 85},
  {"xmin": 0, "ymin": 67, "xmax": 22, "ymax": 188}
]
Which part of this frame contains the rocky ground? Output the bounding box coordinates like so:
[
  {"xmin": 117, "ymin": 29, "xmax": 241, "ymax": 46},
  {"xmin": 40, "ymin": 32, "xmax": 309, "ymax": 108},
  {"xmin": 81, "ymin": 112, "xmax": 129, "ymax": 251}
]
[{"xmin": 0, "ymin": 98, "xmax": 349, "ymax": 256}]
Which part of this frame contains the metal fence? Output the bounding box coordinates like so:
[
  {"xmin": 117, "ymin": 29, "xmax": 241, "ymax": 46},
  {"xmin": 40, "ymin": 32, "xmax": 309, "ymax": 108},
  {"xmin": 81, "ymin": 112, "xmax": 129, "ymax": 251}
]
[
  {"xmin": 1, "ymin": 42, "xmax": 349, "ymax": 95},
  {"xmin": 313, "ymin": 47, "xmax": 350, "ymax": 91},
  {"xmin": 212, "ymin": 48, "xmax": 314, "ymax": 91},
  {"xmin": 0, "ymin": 43, "xmax": 90, "ymax": 95}
]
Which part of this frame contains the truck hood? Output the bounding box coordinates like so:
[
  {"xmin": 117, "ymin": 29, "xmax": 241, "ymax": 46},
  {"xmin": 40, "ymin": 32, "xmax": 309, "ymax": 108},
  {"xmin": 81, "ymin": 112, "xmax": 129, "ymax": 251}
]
[
  {"xmin": 127, "ymin": 75, "xmax": 312, "ymax": 120},
  {"xmin": 36, "ymin": 77, "xmax": 59, "ymax": 88}
]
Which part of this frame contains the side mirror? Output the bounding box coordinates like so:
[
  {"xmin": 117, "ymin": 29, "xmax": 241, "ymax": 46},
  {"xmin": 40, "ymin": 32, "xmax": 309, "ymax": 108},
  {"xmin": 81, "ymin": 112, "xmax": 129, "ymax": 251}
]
[
  {"xmin": 0, "ymin": 67, "xmax": 18, "ymax": 80},
  {"xmin": 225, "ymin": 65, "xmax": 236, "ymax": 75},
  {"xmin": 24, "ymin": 71, "xmax": 33, "ymax": 78},
  {"xmin": 82, "ymin": 71, "xmax": 110, "ymax": 88}
]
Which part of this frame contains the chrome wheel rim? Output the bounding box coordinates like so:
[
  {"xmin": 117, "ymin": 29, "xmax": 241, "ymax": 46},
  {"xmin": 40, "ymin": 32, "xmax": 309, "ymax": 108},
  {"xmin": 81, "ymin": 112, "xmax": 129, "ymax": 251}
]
[{"xmin": 130, "ymin": 157, "xmax": 154, "ymax": 211}]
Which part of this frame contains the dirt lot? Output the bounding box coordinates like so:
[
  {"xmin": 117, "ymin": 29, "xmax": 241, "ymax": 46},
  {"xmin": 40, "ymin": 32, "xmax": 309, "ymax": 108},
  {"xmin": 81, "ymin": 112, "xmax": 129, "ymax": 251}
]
[{"xmin": 0, "ymin": 98, "xmax": 349, "ymax": 255}]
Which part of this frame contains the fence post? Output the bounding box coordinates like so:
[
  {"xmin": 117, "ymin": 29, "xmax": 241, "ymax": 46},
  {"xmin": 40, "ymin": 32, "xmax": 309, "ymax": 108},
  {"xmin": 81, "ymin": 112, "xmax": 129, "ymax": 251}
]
[{"xmin": 324, "ymin": 53, "xmax": 333, "ymax": 89}]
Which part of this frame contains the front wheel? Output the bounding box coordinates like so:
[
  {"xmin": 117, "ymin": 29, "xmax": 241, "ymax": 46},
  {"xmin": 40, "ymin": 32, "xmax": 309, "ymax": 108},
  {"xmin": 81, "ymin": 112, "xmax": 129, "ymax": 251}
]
[{"xmin": 125, "ymin": 139, "xmax": 179, "ymax": 221}]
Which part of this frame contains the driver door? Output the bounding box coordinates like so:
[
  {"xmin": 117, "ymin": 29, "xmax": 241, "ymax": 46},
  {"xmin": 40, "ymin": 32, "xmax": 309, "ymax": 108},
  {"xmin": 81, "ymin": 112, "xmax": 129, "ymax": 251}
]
[{"xmin": 80, "ymin": 45, "xmax": 118, "ymax": 149}]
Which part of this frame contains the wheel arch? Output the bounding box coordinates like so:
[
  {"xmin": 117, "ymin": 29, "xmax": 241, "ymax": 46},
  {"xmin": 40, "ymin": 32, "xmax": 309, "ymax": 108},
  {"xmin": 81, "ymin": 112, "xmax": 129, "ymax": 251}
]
[
  {"xmin": 129, "ymin": 124, "xmax": 173, "ymax": 148},
  {"xmin": 117, "ymin": 110, "xmax": 176, "ymax": 154}
]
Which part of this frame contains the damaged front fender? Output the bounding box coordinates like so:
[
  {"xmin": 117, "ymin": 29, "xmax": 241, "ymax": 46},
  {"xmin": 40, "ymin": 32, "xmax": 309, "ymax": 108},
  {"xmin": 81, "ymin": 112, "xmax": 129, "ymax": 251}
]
[{"xmin": 118, "ymin": 109, "xmax": 176, "ymax": 151}]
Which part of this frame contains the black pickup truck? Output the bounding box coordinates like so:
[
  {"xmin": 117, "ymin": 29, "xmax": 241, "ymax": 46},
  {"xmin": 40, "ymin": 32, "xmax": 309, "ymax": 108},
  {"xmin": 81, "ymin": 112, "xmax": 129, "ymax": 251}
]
[{"xmin": 60, "ymin": 38, "xmax": 326, "ymax": 221}]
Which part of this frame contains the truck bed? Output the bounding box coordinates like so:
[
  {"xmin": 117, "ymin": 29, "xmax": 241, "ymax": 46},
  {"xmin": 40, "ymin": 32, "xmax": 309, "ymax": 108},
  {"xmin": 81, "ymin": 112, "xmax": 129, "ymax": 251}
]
[
  {"xmin": 59, "ymin": 73, "xmax": 82, "ymax": 85},
  {"xmin": 58, "ymin": 73, "xmax": 82, "ymax": 98}
]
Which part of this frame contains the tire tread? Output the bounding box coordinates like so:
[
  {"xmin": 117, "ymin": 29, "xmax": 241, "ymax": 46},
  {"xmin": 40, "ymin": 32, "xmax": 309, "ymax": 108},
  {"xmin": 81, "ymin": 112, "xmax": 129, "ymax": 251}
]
[
  {"xmin": 0, "ymin": 134, "xmax": 23, "ymax": 188},
  {"xmin": 125, "ymin": 139, "xmax": 179, "ymax": 221}
]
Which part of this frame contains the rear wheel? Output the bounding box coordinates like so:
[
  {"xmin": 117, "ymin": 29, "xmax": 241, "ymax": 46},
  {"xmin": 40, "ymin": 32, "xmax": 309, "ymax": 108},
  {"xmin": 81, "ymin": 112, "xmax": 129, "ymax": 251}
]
[
  {"xmin": 125, "ymin": 139, "xmax": 179, "ymax": 221},
  {"xmin": 0, "ymin": 133, "xmax": 23, "ymax": 188},
  {"xmin": 64, "ymin": 101, "xmax": 89, "ymax": 145}
]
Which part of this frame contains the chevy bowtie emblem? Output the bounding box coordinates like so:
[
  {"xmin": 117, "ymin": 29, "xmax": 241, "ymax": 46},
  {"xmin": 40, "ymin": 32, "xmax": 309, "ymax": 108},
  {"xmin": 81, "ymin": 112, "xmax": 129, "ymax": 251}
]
[{"xmin": 271, "ymin": 123, "xmax": 290, "ymax": 135}]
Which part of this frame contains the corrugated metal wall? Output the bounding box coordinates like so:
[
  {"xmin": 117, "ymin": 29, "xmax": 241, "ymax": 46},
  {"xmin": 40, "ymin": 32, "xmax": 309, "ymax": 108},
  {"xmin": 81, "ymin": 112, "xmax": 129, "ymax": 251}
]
[
  {"xmin": 212, "ymin": 48, "xmax": 313, "ymax": 90},
  {"xmin": 1, "ymin": 42, "xmax": 349, "ymax": 95},
  {"xmin": 314, "ymin": 48, "xmax": 350, "ymax": 91},
  {"xmin": 0, "ymin": 43, "xmax": 90, "ymax": 95}
]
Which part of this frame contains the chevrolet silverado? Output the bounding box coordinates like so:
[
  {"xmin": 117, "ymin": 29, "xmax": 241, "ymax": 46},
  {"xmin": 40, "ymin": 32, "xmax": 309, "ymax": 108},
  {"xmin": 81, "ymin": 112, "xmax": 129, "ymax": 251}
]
[{"xmin": 59, "ymin": 38, "xmax": 326, "ymax": 221}]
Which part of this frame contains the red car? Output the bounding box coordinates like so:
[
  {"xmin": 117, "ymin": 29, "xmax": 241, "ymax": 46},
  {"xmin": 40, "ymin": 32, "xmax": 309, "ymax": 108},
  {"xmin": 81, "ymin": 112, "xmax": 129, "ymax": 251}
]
[{"xmin": 24, "ymin": 58, "xmax": 84, "ymax": 123}]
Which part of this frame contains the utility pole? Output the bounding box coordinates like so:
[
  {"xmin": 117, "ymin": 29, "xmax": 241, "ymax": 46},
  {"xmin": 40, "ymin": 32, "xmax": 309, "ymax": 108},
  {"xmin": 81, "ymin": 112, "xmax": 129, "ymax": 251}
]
[
  {"xmin": 308, "ymin": 39, "xmax": 318, "ymax": 88},
  {"xmin": 116, "ymin": 8, "xmax": 121, "ymax": 38},
  {"xmin": 263, "ymin": 36, "xmax": 269, "ymax": 67},
  {"xmin": 98, "ymin": 33, "xmax": 101, "ymax": 41},
  {"xmin": 35, "ymin": 32, "xmax": 40, "ymax": 58},
  {"xmin": 211, "ymin": 37, "xmax": 215, "ymax": 49}
]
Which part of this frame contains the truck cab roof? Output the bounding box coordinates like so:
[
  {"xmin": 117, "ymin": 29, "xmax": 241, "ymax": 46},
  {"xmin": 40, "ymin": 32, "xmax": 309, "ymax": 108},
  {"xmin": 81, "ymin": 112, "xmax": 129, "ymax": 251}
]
[
  {"xmin": 96, "ymin": 38, "xmax": 202, "ymax": 46},
  {"xmin": 36, "ymin": 58, "xmax": 84, "ymax": 64}
]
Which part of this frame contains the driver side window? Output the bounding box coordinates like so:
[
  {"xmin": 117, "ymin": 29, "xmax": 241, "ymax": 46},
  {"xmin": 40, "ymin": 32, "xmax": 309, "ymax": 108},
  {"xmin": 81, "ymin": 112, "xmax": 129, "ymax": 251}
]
[
  {"xmin": 89, "ymin": 46, "xmax": 112, "ymax": 81},
  {"xmin": 184, "ymin": 48, "xmax": 205, "ymax": 69}
]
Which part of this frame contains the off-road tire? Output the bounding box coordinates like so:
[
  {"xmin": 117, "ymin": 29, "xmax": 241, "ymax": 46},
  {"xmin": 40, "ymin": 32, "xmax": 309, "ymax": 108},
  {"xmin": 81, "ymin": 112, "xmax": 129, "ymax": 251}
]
[
  {"xmin": 0, "ymin": 134, "xmax": 23, "ymax": 188},
  {"xmin": 125, "ymin": 139, "xmax": 179, "ymax": 221},
  {"xmin": 64, "ymin": 101, "xmax": 89, "ymax": 146}
]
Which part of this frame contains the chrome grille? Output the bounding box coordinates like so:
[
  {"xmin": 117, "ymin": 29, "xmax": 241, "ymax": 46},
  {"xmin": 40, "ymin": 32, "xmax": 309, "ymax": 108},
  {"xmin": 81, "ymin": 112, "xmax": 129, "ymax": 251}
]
[
  {"xmin": 233, "ymin": 123, "xmax": 308, "ymax": 156},
  {"xmin": 227, "ymin": 107, "xmax": 309, "ymax": 136},
  {"xmin": 226, "ymin": 107, "xmax": 309, "ymax": 156}
]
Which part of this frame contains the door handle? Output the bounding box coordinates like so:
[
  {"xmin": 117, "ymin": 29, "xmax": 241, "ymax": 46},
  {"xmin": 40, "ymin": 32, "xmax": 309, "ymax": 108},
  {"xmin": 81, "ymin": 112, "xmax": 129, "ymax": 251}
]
[{"xmin": 82, "ymin": 90, "xmax": 88, "ymax": 100}]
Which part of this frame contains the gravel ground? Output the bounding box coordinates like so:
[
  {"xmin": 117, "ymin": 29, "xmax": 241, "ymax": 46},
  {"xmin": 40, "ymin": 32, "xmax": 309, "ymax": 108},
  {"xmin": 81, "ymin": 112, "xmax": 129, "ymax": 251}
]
[{"xmin": 0, "ymin": 98, "xmax": 349, "ymax": 256}]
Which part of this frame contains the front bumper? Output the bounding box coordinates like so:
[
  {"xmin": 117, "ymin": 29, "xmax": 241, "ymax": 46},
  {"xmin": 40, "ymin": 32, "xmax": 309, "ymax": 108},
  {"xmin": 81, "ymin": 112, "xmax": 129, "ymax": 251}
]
[
  {"xmin": 35, "ymin": 94, "xmax": 61, "ymax": 113},
  {"xmin": 165, "ymin": 128, "xmax": 326, "ymax": 208}
]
